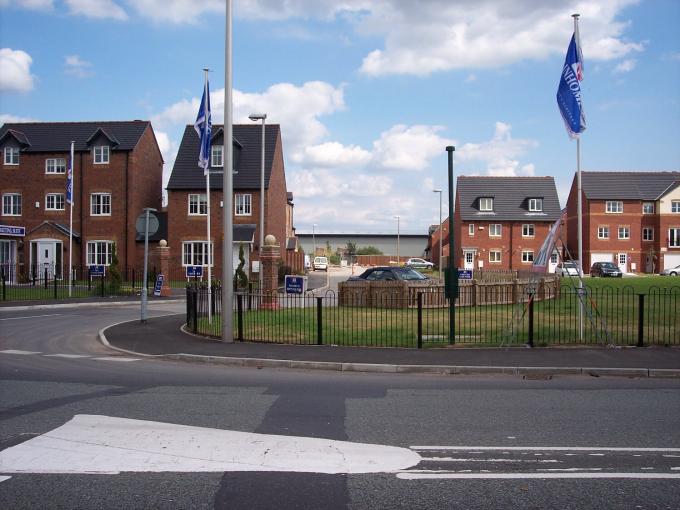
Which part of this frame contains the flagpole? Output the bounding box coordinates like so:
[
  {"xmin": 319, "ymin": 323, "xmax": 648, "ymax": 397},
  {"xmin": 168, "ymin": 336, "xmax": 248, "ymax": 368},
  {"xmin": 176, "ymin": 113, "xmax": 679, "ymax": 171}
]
[
  {"xmin": 222, "ymin": 0, "xmax": 234, "ymax": 342},
  {"xmin": 68, "ymin": 140, "xmax": 74, "ymax": 297},
  {"xmin": 203, "ymin": 68, "xmax": 212, "ymax": 325},
  {"xmin": 573, "ymin": 13, "xmax": 584, "ymax": 342}
]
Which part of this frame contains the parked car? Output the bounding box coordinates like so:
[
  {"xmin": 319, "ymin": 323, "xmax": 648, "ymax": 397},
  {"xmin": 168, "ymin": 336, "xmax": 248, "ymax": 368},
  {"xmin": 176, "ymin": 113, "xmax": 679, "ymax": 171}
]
[
  {"xmin": 590, "ymin": 261, "xmax": 623, "ymax": 278},
  {"xmin": 555, "ymin": 261, "xmax": 580, "ymax": 277},
  {"xmin": 348, "ymin": 266, "xmax": 428, "ymax": 282},
  {"xmin": 312, "ymin": 256, "xmax": 328, "ymax": 271},
  {"xmin": 405, "ymin": 258, "xmax": 434, "ymax": 269},
  {"xmin": 660, "ymin": 264, "xmax": 680, "ymax": 276}
]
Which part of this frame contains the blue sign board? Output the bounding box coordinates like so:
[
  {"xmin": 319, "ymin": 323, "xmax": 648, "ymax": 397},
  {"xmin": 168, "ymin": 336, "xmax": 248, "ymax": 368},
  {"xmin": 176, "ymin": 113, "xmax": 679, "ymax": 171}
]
[
  {"xmin": 186, "ymin": 266, "xmax": 203, "ymax": 278},
  {"xmin": 0, "ymin": 225, "xmax": 25, "ymax": 237},
  {"xmin": 154, "ymin": 274, "xmax": 164, "ymax": 297},
  {"xmin": 89, "ymin": 265, "xmax": 105, "ymax": 276},
  {"xmin": 284, "ymin": 275, "xmax": 305, "ymax": 294},
  {"xmin": 458, "ymin": 269, "xmax": 473, "ymax": 280}
]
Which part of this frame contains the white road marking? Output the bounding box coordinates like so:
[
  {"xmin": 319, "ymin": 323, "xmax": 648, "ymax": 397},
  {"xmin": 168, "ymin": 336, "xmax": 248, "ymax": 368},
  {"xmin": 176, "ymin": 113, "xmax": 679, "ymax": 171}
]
[
  {"xmin": 44, "ymin": 354, "xmax": 91, "ymax": 359},
  {"xmin": 0, "ymin": 350, "xmax": 42, "ymax": 355},
  {"xmin": 422, "ymin": 457, "xmax": 560, "ymax": 463},
  {"xmin": 91, "ymin": 357, "xmax": 141, "ymax": 362},
  {"xmin": 589, "ymin": 453, "xmax": 605, "ymax": 456},
  {"xmin": 397, "ymin": 472, "xmax": 680, "ymax": 480},
  {"xmin": 0, "ymin": 314, "xmax": 61, "ymax": 321},
  {"xmin": 0, "ymin": 476, "xmax": 11, "ymax": 483},
  {"xmin": 0, "ymin": 415, "xmax": 421, "ymax": 475},
  {"xmin": 672, "ymin": 467, "xmax": 680, "ymax": 470},
  {"xmin": 411, "ymin": 446, "xmax": 680, "ymax": 452}
]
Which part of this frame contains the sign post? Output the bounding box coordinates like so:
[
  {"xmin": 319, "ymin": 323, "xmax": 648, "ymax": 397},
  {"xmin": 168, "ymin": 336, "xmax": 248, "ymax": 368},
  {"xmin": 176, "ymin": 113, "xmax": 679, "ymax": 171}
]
[
  {"xmin": 136, "ymin": 208, "xmax": 159, "ymax": 323},
  {"xmin": 446, "ymin": 146, "xmax": 456, "ymax": 344}
]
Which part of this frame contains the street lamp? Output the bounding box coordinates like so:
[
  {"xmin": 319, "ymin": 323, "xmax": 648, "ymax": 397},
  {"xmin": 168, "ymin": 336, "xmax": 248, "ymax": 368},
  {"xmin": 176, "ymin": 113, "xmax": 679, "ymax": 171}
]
[
  {"xmin": 433, "ymin": 189, "xmax": 443, "ymax": 281},
  {"xmin": 312, "ymin": 224, "xmax": 317, "ymax": 256},
  {"xmin": 248, "ymin": 113, "xmax": 267, "ymax": 290},
  {"xmin": 394, "ymin": 215, "xmax": 400, "ymax": 265}
]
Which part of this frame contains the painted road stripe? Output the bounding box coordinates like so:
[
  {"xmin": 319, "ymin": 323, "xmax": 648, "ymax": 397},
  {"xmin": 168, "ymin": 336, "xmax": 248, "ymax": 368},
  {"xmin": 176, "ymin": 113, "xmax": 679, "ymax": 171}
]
[
  {"xmin": 0, "ymin": 350, "xmax": 42, "ymax": 355},
  {"xmin": 0, "ymin": 314, "xmax": 61, "ymax": 321},
  {"xmin": 422, "ymin": 457, "xmax": 560, "ymax": 463},
  {"xmin": 397, "ymin": 472, "xmax": 680, "ymax": 480},
  {"xmin": 0, "ymin": 476, "xmax": 11, "ymax": 483},
  {"xmin": 44, "ymin": 354, "xmax": 91, "ymax": 359},
  {"xmin": 411, "ymin": 446, "xmax": 680, "ymax": 452},
  {"xmin": 91, "ymin": 357, "xmax": 141, "ymax": 362}
]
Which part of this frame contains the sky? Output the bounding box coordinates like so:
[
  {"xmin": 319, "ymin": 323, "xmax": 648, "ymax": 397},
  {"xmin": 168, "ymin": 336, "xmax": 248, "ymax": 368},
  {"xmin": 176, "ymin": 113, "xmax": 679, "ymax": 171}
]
[{"xmin": 1, "ymin": 0, "xmax": 679, "ymax": 235}]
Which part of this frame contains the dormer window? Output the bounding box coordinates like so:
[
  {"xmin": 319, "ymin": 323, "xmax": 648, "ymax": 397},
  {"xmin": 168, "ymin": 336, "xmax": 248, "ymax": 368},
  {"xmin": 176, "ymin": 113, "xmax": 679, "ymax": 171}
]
[
  {"xmin": 211, "ymin": 145, "xmax": 223, "ymax": 167},
  {"xmin": 528, "ymin": 198, "xmax": 543, "ymax": 212},
  {"xmin": 4, "ymin": 147, "xmax": 19, "ymax": 165},
  {"xmin": 479, "ymin": 197, "xmax": 493, "ymax": 211},
  {"xmin": 94, "ymin": 146, "xmax": 109, "ymax": 164}
]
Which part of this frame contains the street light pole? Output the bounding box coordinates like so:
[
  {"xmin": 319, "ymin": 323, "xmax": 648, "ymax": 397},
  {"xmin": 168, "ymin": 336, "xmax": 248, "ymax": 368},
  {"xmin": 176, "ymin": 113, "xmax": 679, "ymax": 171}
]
[
  {"xmin": 394, "ymin": 215, "xmax": 400, "ymax": 265},
  {"xmin": 433, "ymin": 189, "xmax": 443, "ymax": 281},
  {"xmin": 446, "ymin": 146, "xmax": 456, "ymax": 345},
  {"xmin": 248, "ymin": 113, "xmax": 267, "ymax": 291}
]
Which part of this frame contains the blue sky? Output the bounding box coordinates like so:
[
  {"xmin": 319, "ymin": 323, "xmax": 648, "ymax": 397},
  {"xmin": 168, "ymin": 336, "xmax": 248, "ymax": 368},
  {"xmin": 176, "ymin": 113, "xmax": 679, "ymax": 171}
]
[{"xmin": 1, "ymin": 0, "xmax": 679, "ymax": 235}]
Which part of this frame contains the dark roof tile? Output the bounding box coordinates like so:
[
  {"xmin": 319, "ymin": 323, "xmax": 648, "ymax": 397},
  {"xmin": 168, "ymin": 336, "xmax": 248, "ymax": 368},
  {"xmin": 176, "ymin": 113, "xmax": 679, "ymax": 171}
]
[{"xmin": 580, "ymin": 171, "xmax": 680, "ymax": 200}]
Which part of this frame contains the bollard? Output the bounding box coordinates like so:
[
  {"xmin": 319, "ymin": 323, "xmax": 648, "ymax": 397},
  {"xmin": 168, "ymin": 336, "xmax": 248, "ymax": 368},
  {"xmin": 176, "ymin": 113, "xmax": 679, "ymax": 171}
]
[{"xmin": 316, "ymin": 297, "xmax": 323, "ymax": 345}]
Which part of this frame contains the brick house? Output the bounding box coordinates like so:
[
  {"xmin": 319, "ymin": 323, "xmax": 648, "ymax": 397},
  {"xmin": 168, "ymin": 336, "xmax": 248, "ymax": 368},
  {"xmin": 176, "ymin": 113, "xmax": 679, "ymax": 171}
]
[
  {"xmin": 431, "ymin": 176, "xmax": 562, "ymax": 272},
  {"xmin": 166, "ymin": 124, "xmax": 299, "ymax": 279},
  {"xmin": 0, "ymin": 121, "xmax": 163, "ymax": 282},
  {"xmin": 566, "ymin": 171, "xmax": 680, "ymax": 273}
]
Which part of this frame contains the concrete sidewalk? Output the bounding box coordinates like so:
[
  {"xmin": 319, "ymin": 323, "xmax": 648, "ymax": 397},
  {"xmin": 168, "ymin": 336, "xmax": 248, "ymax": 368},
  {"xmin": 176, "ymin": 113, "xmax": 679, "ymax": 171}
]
[{"xmin": 101, "ymin": 313, "xmax": 680, "ymax": 378}]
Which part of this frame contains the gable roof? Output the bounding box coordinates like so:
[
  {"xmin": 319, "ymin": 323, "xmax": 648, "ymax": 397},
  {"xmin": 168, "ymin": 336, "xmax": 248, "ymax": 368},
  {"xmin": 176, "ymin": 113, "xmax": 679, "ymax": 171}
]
[
  {"xmin": 167, "ymin": 124, "xmax": 280, "ymax": 191},
  {"xmin": 0, "ymin": 121, "xmax": 150, "ymax": 152},
  {"xmin": 580, "ymin": 171, "xmax": 680, "ymax": 200},
  {"xmin": 0, "ymin": 128, "xmax": 31, "ymax": 148},
  {"xmin": 457, "ymin": 176, "xmax": 561, "ymax": 221}
]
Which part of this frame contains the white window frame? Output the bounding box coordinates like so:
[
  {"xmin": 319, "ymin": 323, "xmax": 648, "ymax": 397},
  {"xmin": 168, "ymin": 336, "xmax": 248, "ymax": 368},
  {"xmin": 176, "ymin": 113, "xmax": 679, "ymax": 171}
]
[
  {"xmin": 606, "ymin": 201, "xmax": 623, "ymax": 214},
  {"xmin": 479, "ymin": 197, "xmax": 493, "ymax": 211},
  {"xmin": 2, "ymin": 193, "xmax": 22, "ymax": 216},
  {"xmin": 235, "ymin": 193, "xmax": 252, "ymax": 216},
  {"xmin": 87, "ymin": 240, "xmax": 113, "ymax": 266},
  {"xmin": 182, "ymin": 241, "xmax": 214, "ymax": 267},
  {"xmin": 642, "ymin": 202, "xmax": 654, "ymax": 214},
  {"xmin": 618, "ymin": 226, "xmax": 630, "ymax": 240},
  {"xmin": 468, "ymin": 224, "xmax": 474, "ymax": 236},
  {"xmin": 642, "ymin": 227, "xmax": 654, "ymax": 242},
  {"xmin": 465, "ymin": 251, "xmax": 474, "ymax": 265},
  {"xmin": 90, "ymin": 192, "xmax": 111, "ymax": 216},
  {"xmin": 211, "ymin": 145, "xmax": 224, "ymax": 167},
  {"xmin": 528, "ymin": 198, "xmax": 543, "ymax": 212},
  {"xmin": 522, "ymin": 224, "xmax": 535, "ymax": 237},
  {"xmin": 521, "ymin": 250, "xmax": 534, "ymax": 263},
  {"xmin": 93, "ymin": 145, "xmax": 110, "ymax": 164},
  {"xmin": 4, "ymin": 147, "xmax": 19, "ymax": 165},
  {"xmin": 489, "ymin": 224, "xmax": 502, "ymax": 237},
  {"xmin": 489, "ymin": 250, "xmax": 502, "ymax": 263},
  {"xmin": 188, "ymin": 193, "xmax": 208, "ymax": 216},
  {"xmin": 45, "ymin": 193, "xmax": 65, "ymax": 211},
  {"xmin": 597, "ymin": 226, "xmax": 609, "ymax": 239},
  {"xmin": 672, "ymin": 201, "xmax": 680, "ymax": 214},
  {"xmin": 45, "ymin": 158, "xmax": 66, "ymax": 174},
  {"xmin": 669, "ymin": 228, "xmax": 680, "ymax": 248}
]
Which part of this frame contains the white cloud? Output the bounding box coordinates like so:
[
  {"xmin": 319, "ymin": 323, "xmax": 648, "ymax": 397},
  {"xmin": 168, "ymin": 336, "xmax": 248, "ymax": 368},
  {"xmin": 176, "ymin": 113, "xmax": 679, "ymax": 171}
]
[
  {"xmin": 613, "ymin": 58, "xmax": 636, "ymax": 73},
  {"xmin": 0, "ymin": 48, "xmax": 34, "ymax": 93},
  {"xmin": 0, "ymin": 113, "xmax": 39, "ymax": 124},
  {"xmin": 64, "ymin": 54, "xmax": 94, "ymax": 78},
  {"xmin": 130, "ymin": 0, "xmax": 222, "ymax": 24},
  {"xmin": 0, "ymin": 0, "xmax": 54, "ymax": 8},
  {"xmin": 291, "ymin": 169, "xmax": 392, "ymax": 198},
  {"xmin": 293, "ymin": 142, "xmax": 371, "ymax": 168},
  {"xmin": 372, "ymin": 124, "xmax": 453, "ymax": 171},
  {"xmin": 65, "ymin": 0, "xmax": 127, "ymax": 20}
]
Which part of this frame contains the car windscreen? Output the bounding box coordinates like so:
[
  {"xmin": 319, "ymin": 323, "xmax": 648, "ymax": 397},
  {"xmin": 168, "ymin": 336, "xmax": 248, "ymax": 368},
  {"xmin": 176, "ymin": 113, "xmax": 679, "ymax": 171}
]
[
  {"xmin": 600, "ymin": 263, "xmax": 618, "ymax": 269},
  {"xmin": 394, "ymin": 268, "xmax": 427, "ymax": 280}
]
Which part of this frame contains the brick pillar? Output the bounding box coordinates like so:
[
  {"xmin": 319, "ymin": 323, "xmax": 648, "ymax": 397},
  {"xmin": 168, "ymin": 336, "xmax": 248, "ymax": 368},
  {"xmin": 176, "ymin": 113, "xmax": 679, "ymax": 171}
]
[
  {"xmin": 260, "ymin": 234, "xmax": 280, "ymax": 310},
  {"xmin": 155, "ymin": 240, "xmax": 172, "ymax": 297}
]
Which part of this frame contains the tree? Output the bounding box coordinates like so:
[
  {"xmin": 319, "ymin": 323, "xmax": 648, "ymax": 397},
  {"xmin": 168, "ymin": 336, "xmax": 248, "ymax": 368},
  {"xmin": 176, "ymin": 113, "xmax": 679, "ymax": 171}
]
[
  {"xmin": 234, "ymin": 242, "xmax": 249, "ymax": 290},
  {"xmin": 108, "ymin": 243, "xmax": 122, "ymax": 293},
  {"xmin": 357, "ymin": 245, "xmax": 383, "ymax": 255}
]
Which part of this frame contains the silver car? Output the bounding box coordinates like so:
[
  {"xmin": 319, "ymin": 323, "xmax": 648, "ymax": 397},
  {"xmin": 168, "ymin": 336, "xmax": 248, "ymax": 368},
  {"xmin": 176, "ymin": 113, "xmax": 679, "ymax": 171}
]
[
  {"xmin": 555, "ymin": 261, "xmax": 580, "ymax": 277},
  {"xmin": 661, "ymin": 264, "xmax": 680, "ymax": 276}
]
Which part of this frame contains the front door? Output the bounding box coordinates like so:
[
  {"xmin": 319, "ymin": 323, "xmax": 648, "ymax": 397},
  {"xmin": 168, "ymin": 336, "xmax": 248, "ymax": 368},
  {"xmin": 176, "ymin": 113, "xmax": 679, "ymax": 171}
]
[
  {"xmin": 549, "ymin": 251, "xmax": 559, "ymax": 273},
  {"xmin": 33, "ymin": 240, "xmax": 62, "ymax": 279},
  {"xmin": 0, "ymin": 240, "xmax": 17, "ymax": 283},
  {"xmin": 645, "ymin": 253, "xmax": 654, "ymax": 273},
  {"xmin": 463, "ymin": 250, "xmax": 475, "ymax": 270},
  {"xmin": 617, "ymin": 253, "xmax": 628, "ymax": 273}
]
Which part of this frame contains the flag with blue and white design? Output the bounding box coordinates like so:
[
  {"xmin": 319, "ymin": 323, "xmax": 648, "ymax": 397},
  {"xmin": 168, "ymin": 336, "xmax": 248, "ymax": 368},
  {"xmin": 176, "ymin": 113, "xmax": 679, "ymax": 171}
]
[
  {"xmin": 556, "ymin": 33, "xmax": 586, "ymax": 139},
  {"xmin": 194, "ymin": 79, "xmax": 212, "ymax": 173},
  {"xmin": 66, "ymin": 157, "xmax": 73, "ymax": 204}
]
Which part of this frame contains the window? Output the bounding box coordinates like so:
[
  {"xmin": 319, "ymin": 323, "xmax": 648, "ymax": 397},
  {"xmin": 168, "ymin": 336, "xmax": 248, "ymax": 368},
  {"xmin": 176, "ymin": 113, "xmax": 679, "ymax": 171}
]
[
  {"xmin": 489, "ymin": 250, "xmax": 502, "ymax": 263},
  {"xmin": 489, "ymin": 224, "xmax": 502, "ymax": 237},
  {"xmin": 465, "ymin": 252, "xmax": 474, "ymax": 265},
  {"xmin": 4, "ymin": 147, "xmax": 19, "ymax": 165},
  {"xmin": 94, "ymin": 145, "xmax": 109, "ymax": 164},
  {"xmin": 669, "ymin": 228, "xmax": 680, "ymax": 248},
  {"xmin": 235, "ymin": 193, "xmax": 252, "ymax": 216},
  {"xmin": 597, "ymin": 226, "xmax": 609, "ymax": 239},
  {"xmin": 2, "ymin": 193, "xmax": 21, "ymax": 216},
  {"xmin": 522, "ymin": 250, "xmax": 534, "ymax": 263},
  {"xmin": 528, "ymin": 198, "xmax": 543, "ymax": 212},
  {"xmin": 618, "ymin": 226, "xmax": 630, "ymax": 240},
  {"xmin": 46, "ymin": 193, "xmax": 65, "ymax": 211},
  {"xmin": 479, "ymin": 197, "xmax": 493, "ymax": 211},
  {"xmin": 211, "ymin": 145, "xmax": 223, "ymax": 167},
  {"xmin": 642, "ymin": 228, "xmax": 654, "ymax": 241},
  {"xmin": 606, "ymin": 201, "xmax": 623, "ymax": 213},
  {"xmin": 522, "ymin": 224, "xmax": 535, "ymax": 237},
  {"xmin": 672, "ymin": 201, "xmax": 680, "ymax": 214},
  {"xmin": 45, "ymin": 158, "xmax": 66, "ymax": 174},
  {"xmin": 188, "ymin": 194, "xmax": 208, "ymax": 215},
  {"xmin": 90, "ymin": 193, "xmax": 111, "ymax": 215},
  {"xmin": 550, "ymin": 252, "xmax": 559, "ymax": 264},
  {"xmin": 642, "ymin": 202, "xmax": 655, "ymax": 214},
  {"xmin": 182, "ymin": 241, "xmax": 213, "ymax": 266},
  {"xmin": 87, "ymin": 241, "xmax": 113, "ymax": 266},
  {"xmin": 468, "ymin": 224, "xmax": 474, "ymax": 236}
]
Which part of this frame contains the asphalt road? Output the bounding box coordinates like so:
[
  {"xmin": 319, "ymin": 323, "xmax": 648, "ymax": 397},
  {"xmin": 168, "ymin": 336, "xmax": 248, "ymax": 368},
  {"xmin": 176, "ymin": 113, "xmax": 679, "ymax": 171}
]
[{"xmin": 1, "ymin": 303, "xmax": 680, "ymax": 509}]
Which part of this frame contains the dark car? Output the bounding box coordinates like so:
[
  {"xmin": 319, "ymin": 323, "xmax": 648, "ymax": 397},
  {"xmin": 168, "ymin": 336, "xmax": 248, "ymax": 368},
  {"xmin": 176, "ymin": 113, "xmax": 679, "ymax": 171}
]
[
  {"xmin": 590, "ymin": 261, "xmax": 623, "ymax": 278},
  {"xmin": 348, "ymin": 266, "xmax": 429, "ymax": 282}
]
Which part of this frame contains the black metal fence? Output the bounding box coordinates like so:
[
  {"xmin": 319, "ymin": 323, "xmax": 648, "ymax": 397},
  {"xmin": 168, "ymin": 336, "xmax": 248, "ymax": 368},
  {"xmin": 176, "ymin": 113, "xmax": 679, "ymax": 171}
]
[{"xmin": 186, "ymin": 285, "xmax": 680, "ymax": 347}]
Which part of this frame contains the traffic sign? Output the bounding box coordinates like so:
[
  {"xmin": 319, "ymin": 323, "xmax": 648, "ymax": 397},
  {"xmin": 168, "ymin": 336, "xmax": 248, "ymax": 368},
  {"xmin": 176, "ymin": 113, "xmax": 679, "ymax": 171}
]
[
  {"xmin": 186, "ymin": 266, "xmax": 203, "ymax": 278},
  {"xmin": 135, "ymin": 211, "xmax": 159, "ymax": 237}
]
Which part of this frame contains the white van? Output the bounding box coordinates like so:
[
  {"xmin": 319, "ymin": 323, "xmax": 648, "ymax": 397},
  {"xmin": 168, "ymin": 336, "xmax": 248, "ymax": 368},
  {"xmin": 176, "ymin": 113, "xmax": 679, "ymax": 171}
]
[{"xmin": 313, "ymin": 256, "xmax": 328, "ymax": 271}]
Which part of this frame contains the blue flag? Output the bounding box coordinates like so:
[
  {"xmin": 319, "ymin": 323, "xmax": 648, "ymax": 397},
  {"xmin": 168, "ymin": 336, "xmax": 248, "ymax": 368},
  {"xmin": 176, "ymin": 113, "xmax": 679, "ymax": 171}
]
[
  {"xmin": 66, "ymin": 156, "xmax": 73, "ymax": 204},
  {"xmin": 194, "ymin": 79, "xmax": 212, "ymax": 173},
  {"xmin": 556, "ymin": 33, "xmax": 585, "ymax": 139}
]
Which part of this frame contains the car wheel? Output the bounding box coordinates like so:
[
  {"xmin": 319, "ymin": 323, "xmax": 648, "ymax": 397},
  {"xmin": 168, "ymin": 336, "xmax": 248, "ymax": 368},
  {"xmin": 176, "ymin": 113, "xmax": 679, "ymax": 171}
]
[{"xmin": 671, "ymin": 271, "xmax": 678, "ymax": 276}]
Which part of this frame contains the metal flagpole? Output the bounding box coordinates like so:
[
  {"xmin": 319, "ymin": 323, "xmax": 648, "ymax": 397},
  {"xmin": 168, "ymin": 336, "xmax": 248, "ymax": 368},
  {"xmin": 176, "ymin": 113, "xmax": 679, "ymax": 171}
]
[
  {"xmin": 68, "ymin": 141, "xmax": 74, "ymax": 297},
  {"xmin": 573, "ymin": 13, "xmax": 584, "ymax": 342},
  {"xmin": 222, "ymin": 0, "xmax": 234, "ymax": 342},
  {"xmin": 203, "ymin": 68, "xmax": 212, "ymax": 325}
]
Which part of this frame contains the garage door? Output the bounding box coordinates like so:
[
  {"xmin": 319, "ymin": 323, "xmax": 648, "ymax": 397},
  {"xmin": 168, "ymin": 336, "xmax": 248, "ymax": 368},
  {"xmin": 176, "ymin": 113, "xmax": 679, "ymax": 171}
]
[
  {"xmin": 590, "ymin": 253, "xmax": 613, "ymax": 267},
  {"xmin": 663, "ymin": 253, "xmax": 680, "ymax": 270}
]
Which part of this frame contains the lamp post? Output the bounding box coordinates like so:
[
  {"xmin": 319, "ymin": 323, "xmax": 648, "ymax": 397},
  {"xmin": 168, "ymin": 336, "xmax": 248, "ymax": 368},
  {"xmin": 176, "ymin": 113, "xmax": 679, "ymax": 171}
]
[
  {"xmin": 433, "ymin": 189, "xmax": 443, "ymax": 281},
  {"xmin": 248, "ymin": 113, "xmax": 267, "ymax": 290},
  {"xmin": 394, "ymin": 215, "xmax": 400, "ymax": 265}
]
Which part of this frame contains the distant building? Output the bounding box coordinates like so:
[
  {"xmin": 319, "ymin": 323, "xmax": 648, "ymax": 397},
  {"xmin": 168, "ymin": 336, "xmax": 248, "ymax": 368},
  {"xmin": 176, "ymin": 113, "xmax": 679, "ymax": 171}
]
[{"xmin": 297, "ymin": 232, "xmax": 429, "ymax": 261}]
